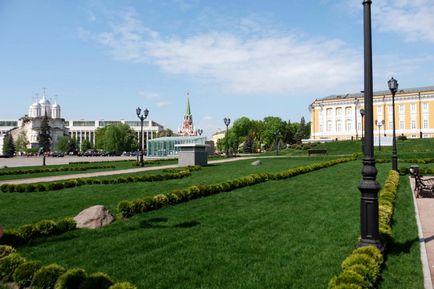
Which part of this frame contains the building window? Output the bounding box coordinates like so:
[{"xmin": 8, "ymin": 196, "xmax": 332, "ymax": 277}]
[
  {"xmin": 424, "ymin": 119, "xmax": 429, "ymax": 129},
  {"xmin": 411, "ymin": 120, "xmax": 416, "ymax": 129},
  {"xmin": 411, "ymin": 103, "xmax": 416, "ymax": 113},
  {"xmin": 326, "ymin": 108, "xmax": 333, "ymax": 117},
  {"xmin": 345, "ymin": 107, "xmax": 352, "ymax": 116},
  {"xmin": 377, "ymin": 105, "xmax": 382, "ymax": 113},
  {"xmin": 327, "ymin": 120, "xmax": 332, "ymax": 132},
  {"xmin": 388, "ymin": 121, "xmax": 393, "ymax": 130},
  {"xmin": 346, "ymin": 120, "xmax": 352, "ymax": 131},
  {"xmin": 423, "ymin": 102, "xmax": 429, "ymax": 112},
  {"xmin": 400, "ymin": 120, "xmax": 405, "ymax": 129},
  {"xmin": 336, "ymin": 120, "xmax": 342, "ymax": 132},
  {"xmin": 336, "ymin": 107, "xmax": 342, "ymax": 116},
  {"xmin": 399, "ymin": 104, "xmax": 405, "ymax": 113},
  {"xmin": 388, "ymin": 105, "xmax": 393, "ymax": 114}
]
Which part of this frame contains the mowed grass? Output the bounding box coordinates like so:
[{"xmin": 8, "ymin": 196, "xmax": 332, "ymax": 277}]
[
  {"xmin": 379, "ymin": 176, "xmax": 424, "ymax": 289},
  {"xmin": 16, "ymin": 160, "xmax": 391, "ymax": 289},
  {"xmin": 0, "ymin": 160, "xmax": 177, "ymax": 181},
  {"xmin": 0, "ymin": 157, "xmax": 322, "ymax": 228}
]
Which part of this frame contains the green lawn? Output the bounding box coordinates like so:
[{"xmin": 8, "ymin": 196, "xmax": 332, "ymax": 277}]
[
  {"xmin": 1, "ymin": 157, "xmax": 424, "ymax": 289},
  {"xmin": 11, "ymin": 160, "xmax": 385, "ymax": 289},
  {"xmin": 0, "ymin": 159, "xmax": 177, "ymax": 181},
  {"xmin": 379, "ymin": 176, "xmax": 424, "ymax": 289},
  {"xmin": 0, "ymin": 157, "xmax": 321, "ymax": 228}
]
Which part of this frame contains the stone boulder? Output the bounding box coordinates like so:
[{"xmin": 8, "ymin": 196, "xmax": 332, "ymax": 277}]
[
  {"xmin": 74, "ymin": 205, "xmax": 115, "ymax": 229},
  {"xmin": 251, "ymin": 160, "xmax": 262, "ymax": 166}
]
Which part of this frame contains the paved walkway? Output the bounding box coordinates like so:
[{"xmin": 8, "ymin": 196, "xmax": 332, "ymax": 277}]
[
  {"xmin": 410, "ymin": 177, "xmax": 434, "ymax": 289},
  {"xmin": 0, "ymin": 156, "xmax": 257, "ymax": 185}
]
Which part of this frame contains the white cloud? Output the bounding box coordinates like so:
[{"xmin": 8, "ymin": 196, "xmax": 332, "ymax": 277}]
[
  {"xmin": 343, "ymin": 0, "xmax": 434, "ymax": 43},
  {"xmin": 139, "ymin": 91, "xmax": 160, "ymax": 100},
  {"xmin": 374, "ymin": 0, "xmax": 434, "ymax": 43},
  {"xmin": 93, "ymin": 11, "xmax": 362, "ymax": 95},
  {"xmin": 156, "ymin": 101, "xmax": 171, "ymax": 107}
]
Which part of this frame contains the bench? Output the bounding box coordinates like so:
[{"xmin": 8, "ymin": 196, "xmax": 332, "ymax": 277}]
[
  {"xmin": 410, "ymin": 166, "xmax": 434, "ymax": 198},
  {"xmin": 307, "ymin": 149, "xmax": 327, "ymax": 156}
]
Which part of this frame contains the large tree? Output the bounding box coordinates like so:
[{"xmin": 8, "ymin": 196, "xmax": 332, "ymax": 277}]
[
  {"xmin": 38, "ymin": 113, "xmax": 51, "ymax": 153},
  {"xmin": 81, "ymin": 139, "xmax": 93, "ymax": 152},
  {"xmin": 261, "ymin": 116, "xmax": 287, "ymax": 150},
  {"xmin": 2, "ymin": 133, "xmax": 15, "ymax": 157},
  {"xmin": 284, "ymin": 120, "xmax": 295, "ymax": 145},
  {"xmin": 95, "ymin": 123, "xmax": 137, "ymax": 153},
  {"xmin": 157, "ymin": 129, "xmax": 175, "ymax": 138},
  {"xmin": 295, "ymin": 116, "xmax": 308, "ymax": 143},
  {"xmin": 14, "ymin": 131, "xmax": 29, "ymax": 153},
  {"xmin": 55, "ymin": 136, "xmax": 70, "ymax": 153}
]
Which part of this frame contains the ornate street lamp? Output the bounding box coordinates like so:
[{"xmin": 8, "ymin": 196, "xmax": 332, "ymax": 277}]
[
  {"xmin": 136, "ymin": 107, "xmax": 149, "ymax": 167},
  {"xmin": 388, "ymin": 77, "xmax": 399, "ymax": 171},
  {"xmin": 197, "ymin": 129, "xmax": 203, "ymax": 136},
  {"xmin": 375, "ymin": 120, "xmax": 385, "ymax": 151},
  {"xmin": 224, "ymin": 117, "xmax": 231, "ymax": 157},
  {"xmin": 359, "ymin": 0, "xmax": 382, "ymax": 251},
  {"xmin": 360, "ymin": 108, "xmax": 365, "ymax": 154}
]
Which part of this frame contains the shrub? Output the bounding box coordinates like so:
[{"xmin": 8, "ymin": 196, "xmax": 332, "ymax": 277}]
[
  {"xmin": 108, "ymin": 282, "xmax": 137, "ymax": 289},
  {"xmin": 0, "ymin": 253, "xmax": 26, "ymax": 282},
  {"xmin": 32, "ymin": 264, "xmax": 66, "ymax": 289},
  {"xmin": 13, "ymin": 260, "xmax": 43, "ymax": 288},
  {"xmin": 0, "ymin": 245, "xmax": 16, "ymax": 259},
  {"xmin": 36, "ymin": 220, "xmax": 57, "ymax": 236},
  {"xmin": 0, "ymin": 229, "xmax": 24, "ymax": 246},
  {"xmin": 79, "ymin": 272, "xmax": 113, "ymax": 289},
  {"xmin": 18, "ymin": 224, "xmax": 36, "ymax": 242},
  {"xmin": 341, "ymin": 253, "xmax": 380, "ymax": 278},
  {"xmin": 54, "ymin": 268, "xmax": 87, "ymax": 289},
  {"xmin": 328, "ymin": 270, "xmax": 369, "ymax": 289},
  {"xmin": 56, "ymin": 217, "xmax": 76, "ymax": 233}
]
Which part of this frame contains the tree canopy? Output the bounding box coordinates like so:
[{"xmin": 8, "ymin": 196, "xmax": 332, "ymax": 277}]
[
  {"xmin": 2, "ymin": 133, "xmax": 15, "ymax": 157},
  {"xmin": 38, "ymin": 113, "xmax": 51, "ymax": 152},
  {"xmin": 95, "ymin": 123, "xmax": 137, "ymax": 153}
]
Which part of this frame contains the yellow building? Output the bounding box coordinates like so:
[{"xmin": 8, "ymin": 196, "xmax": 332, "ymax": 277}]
[{"xmin": 309, "ymin": 85, "xmax": 434, "ymax": 141}]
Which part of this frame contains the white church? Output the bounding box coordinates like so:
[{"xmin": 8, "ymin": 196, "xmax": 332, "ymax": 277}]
[{"xmin": 0, "ymin": 90, "xmax": 164, "ymax": 154}]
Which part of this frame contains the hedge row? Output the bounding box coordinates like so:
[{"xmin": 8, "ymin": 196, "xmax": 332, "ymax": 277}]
[
  {"xmin": 0, "ymin": 165, "xmax": 115, "ymax": 176},
  {"xmin": 0, "ymin": 217, "xmax": 77, "ymax": 247},
  {"xmin": 378, "ymin": 157, "xmax": 434, "ymax": 164},
  {"xmin": 0, "ymin": 166, "xmax": 201, "ymax": 193},
  {"xmin": 327, "ymin": 170, "xmax": 400, "ymax": 289},
  {"xmin": 0, "ymin": 245, "xmax": 136, "ymax": 289},
  {"xmin": 398, "ymin": 166, "xmax": 434, "ymax": 176},
  {"xmin": 117, "ymin": 156, "xmax": 356, "ymax": 218}
]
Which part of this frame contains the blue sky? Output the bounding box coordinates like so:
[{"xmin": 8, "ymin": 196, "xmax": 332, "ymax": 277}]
[{"xmin": 1, "ymin": 0, "xmax": 434, "ymax": 137}]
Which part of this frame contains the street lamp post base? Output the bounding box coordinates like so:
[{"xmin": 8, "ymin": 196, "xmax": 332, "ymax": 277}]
[{"xmin": 358, "ymin": 238, "xmax": 384, "ymax": 253}]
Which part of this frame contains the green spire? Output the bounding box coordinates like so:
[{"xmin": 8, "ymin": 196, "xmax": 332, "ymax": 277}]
[{"xmin": 185, "ymin": 94, "xmax": 191, "ymax": 116}]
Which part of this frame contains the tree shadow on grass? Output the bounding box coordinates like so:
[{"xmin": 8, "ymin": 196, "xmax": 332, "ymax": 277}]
[{"xmin": 139, "ymin": 218, "xmax": 200, "ymax": 229}]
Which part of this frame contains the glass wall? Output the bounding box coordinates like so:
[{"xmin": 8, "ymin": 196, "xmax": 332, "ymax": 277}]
[{"xmin": 147, "ymin": 136, "xmax": 206, "ymax": 157}]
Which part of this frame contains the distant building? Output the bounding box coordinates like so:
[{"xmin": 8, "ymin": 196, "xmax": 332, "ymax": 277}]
[
  {"xmin": 178, "ymin": 94, "xmax": 197, "ymax": 136},
  {"xmin": 309, "ymin": 85, "xmax": 434, "ymax": 141},
  {"xmin": 0, "ymin": 90, "xmax": 164, "ymax": 155}
]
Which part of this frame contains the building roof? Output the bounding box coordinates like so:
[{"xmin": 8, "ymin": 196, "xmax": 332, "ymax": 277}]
[
  {"xmin": 149, "ymin": 136, "xmax": 205, "ymax": 142},
  {"xmin": 318, "ymin": 85, "xmax": 434, "ymax": 101},
  {"xmin": 185, "ymin": 96, "xmax": 191, "ymax": 116}
]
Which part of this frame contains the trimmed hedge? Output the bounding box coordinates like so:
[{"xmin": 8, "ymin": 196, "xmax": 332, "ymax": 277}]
[
  {"xmin": 0, "ymin": 217, "xmax": 76, "ymax": 247},
  {"xmin": 0, "ymin": 166, "xmax": 200, "ymax": 193},
  {"xmin": 0, "ymin": 253, "xmax": 26, "ymax": 282},
  {"xmin": 118, "ymin": 156, "xmax": 356, "ymax": 218},
  {"xmin": 13, "ymin": 260, "xmax": 43, "ymax": 288},
  {"xmin": 327, "ymin": 170, "xmax": 400, "ymax": 289},
  {"xmin": 0, "ymin": 245, "xmax": 15, "ymax": 259},
  {"xmin": 0, "ymin": 247, "xmax": 136, "ymax": 289},
  {"xmin": 31, "ymin": 264, "xmax": 67, "ymax": 289},
  {"xmin": 0, "ymin": 165, "xmax": 115, "ymax": 177}
]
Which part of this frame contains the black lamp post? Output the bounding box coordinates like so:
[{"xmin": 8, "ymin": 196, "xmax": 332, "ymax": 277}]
[
  {"xmin": 136, "ymin": 107, "xmax": 149, "ymax": 167},
  {"xmin": 359, "ymin": 0, "xmax": 382, "ymax": 251},
  {"xmin": 224, "ymin": 117, "xmax": 231, "ymax": 157},
  {"xmin": 197, "ymin": 129, "xmax": 203, "ymax": 136},
  {"xmin": 275, "ymin": 131, "xmax": 280, "ymax": 156},
  {"xmin": 375, "ymin": 120, "xmax": 384, "ymax": 151},
  {"xmin": 388, "ymin": 77, "xmax": 399, "ymax": 171},
  {"xmin": 360, "ymin": 108, "xmax": 365, "ymax": 154}
]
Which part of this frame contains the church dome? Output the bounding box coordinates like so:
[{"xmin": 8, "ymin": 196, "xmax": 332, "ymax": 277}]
[
  {"xmin": 39, "ymin": 97, "xmax": 51, "ymax": 105},
  {"xmin": 31, "ymin": 102, "xmax": 41, "ymax": 108},
  {"xmin": 52, "ymin": 103, "xmax": 60, "ymax": 108}
]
